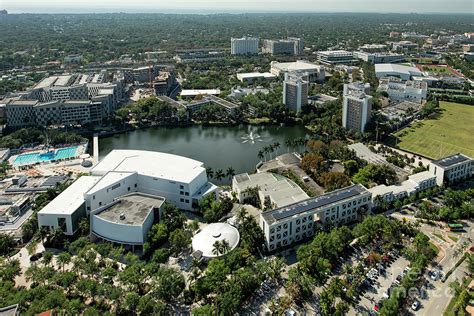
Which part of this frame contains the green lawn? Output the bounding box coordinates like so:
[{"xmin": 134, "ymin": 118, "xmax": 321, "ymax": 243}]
[{"xmin": 393, "ymin": 102, "xmax": 474, "ymax": 159}]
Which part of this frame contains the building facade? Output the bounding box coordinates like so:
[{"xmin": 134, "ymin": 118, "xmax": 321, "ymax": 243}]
[
  {"xmin": 429, "ymin": 154, "xmax": 473, "ymax": 186},
  {"xmin": 377, "ymin": 78, "xmax": 427, "ymax": 102},
  {"xmin": 231, "ymin": 36, "xmax": 259, "ymax": 55},
  {"xmin": 317, "ymin": 50, "xmax": 357, "ymax": 65},
  {"xmin": 260, "ymin": 184, "xmax": 371, "ymax": 251},
  {"xmin": 342, "ymin": 82, "xmax": 373, "ymax": 133},
  {"xmin": 283, "ymin": 73, "xmax": 308, "ymax": 113},
  {"xmin": 263, "ymin": 38, "xmax": 303, "ymax": 56}
]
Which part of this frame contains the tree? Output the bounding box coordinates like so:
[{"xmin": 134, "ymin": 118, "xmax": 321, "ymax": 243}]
[
  {"xmin": 206, "ymin": 167, "xmax": 214, "ymax": 179},
  {"xmin": 301, "ymin": 153, "xmax": 325, "ymax": 174},
  {"xmin": 0, "ymin": 233, "xmax": 15, "ymax": 256},
  {"xmin": 169, "ymin": 229, "xmax": 191, "ymax": 255},
  {"xmin": 318, "ymin": 172, "xmax": 351, "ymax": 191},
  {"xmin": 215, "ymin": 169, "xmax": 225, "ymax": 181},
  {"xmin": 152, "ymin": 267, "xmax": 186, "ymax": 302},
  {"xmin": 57, "ymin": 252, "xmax": 72, "ymax": 272},
  {"xmin": 225, "ymin": 167, "xmax": 235, "ymax": 180}
]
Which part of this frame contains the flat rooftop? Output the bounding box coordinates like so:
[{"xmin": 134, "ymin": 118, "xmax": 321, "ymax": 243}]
[
  {"xmin": 432, "ymin": 153, "xmax": 471, "ymax": 168},
  {"xmin": 92, "ymin": 150, "xmax": 206, "ymax": 183},
  {"xmin": 94, "ymin": 193, "xmax": 165, "ymax": 226},
  {"xmin": 262, "ymin": 184, "xmax": 369, "ymax": 224},
  {"xmin": 271, "ymin": 60, "xmax": 321, "ymax": 72},
  {"xmin": 38, "ymin": 176, "xmax": 101, "ymax": 215}
]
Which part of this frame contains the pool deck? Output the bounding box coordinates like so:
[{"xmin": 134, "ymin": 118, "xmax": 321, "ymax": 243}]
[{"xmin": 9, "ymin": 144, "xmax": 88, "ymax": 168}]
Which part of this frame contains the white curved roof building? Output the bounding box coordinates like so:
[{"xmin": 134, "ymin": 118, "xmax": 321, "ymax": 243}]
[
  {"xmin": 192, "ymin": 223, "xmax": 240, "ymax": 258},
  {"xmin": 38, "ymin": 150, "xmax": 218, "ymax": 238}
]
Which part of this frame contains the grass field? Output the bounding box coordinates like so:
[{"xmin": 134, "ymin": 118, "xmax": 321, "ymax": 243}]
[{"xmin": 392, "ymin": 102, "xmax": 474, "ymax": 159}]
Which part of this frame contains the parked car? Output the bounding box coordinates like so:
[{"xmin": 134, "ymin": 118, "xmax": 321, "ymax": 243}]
[
  {"xmin": 30, "ymin": 252, "xmax": 43, "ymax": 262},
  {"xmin": 411, "ymin": 300, "xmax": 420, "ymax": 311},
  {"xmin": 430, "ymin": 270, "xmax": 439, "ymax": 281}
]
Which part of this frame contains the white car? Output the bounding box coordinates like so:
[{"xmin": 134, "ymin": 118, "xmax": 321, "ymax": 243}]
[
  {"xmin": 430, "ymin": 270, "xmax": 439, "ymax": 281},
  {"xmin": 411, "ymin": 300, "xmax": 420, "ymax": 311}
]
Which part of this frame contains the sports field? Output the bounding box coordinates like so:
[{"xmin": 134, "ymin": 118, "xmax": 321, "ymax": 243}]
[{"xmin": 392, "ymin": 102, "xmax": 474, "ymax": 159}]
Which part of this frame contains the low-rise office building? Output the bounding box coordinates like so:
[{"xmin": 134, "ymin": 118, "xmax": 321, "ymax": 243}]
[
  {"xmin": 317, "ymin": 50, "xmax": 357, "ymax": 65},
  {"xmin": 236, "ymin": 72, "xmax": 277, "ymax": 83},
  {"xmin": 232, "ymin": 172, "xmax": 309, "ymax": 209},
  {"xmin": 377, "ymin": 77, "xmax": 427, "ymax": 102},
  {"xmin": 369, "ymin": 171, "xmax": 437, "ymax": 205},
  {"xmin": 390, "ymin": 41, "xmax": 419, "ymax": 52},
  {"xmin": 429, "ymin": 154, "xmax": 473, "ymax": 186},
  {"xmin": 260, "ymin": 184, "xmax": 371, "ymax": 251},
  {"xmin": 263, "ymin": 38, "xmax": 304, "ymax": 56},
  {"xmin": 353, "ymin": 51, "xmax": 405, "ymax": 64}
]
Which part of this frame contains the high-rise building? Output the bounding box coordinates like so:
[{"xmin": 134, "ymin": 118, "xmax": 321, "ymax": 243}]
[
  {"xmin": 231, "ymin": 36, "xmax": 259, "ymax": 55},
  {"xmin": 342, "ymin": 82, "xmax": 373, "ymax": 133},
  {"xmin": 283, "ymin": 73, "xmax": 308, "ymax": 113},
  {"xmin": 263, "ymin": 37, "xmax": 304, "ymax": 56}
]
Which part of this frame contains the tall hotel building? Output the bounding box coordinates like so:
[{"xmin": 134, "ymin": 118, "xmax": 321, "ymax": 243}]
[{"xmin": 231, "ymin": 36, "xmax": 259, "ymax": 55}]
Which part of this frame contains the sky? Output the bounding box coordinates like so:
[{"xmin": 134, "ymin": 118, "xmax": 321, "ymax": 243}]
[{"xmin": 2, "ymin": 0, "xmax": 473, "ymax": 14}]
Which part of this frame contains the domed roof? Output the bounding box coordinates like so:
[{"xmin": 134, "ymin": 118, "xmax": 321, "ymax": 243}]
[{"xmin": 192, "ymin": 223, "xmax": 240, "ymax": 258}]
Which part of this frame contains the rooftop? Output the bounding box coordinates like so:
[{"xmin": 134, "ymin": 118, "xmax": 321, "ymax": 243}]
[
  {"xmin": 92, "ymin": 150, "xmax": 206, "ymax": 184},
  {"xmin": 431, "ymin": 153, "xmax": 471, "ymax": 168},
  {"xmin": 262, "ymin": 184, "xmax": 370, "ymax": 224},
  {"xmin": 94, "ymin": 193, "xmax": 165, "ymax": 226},
  {"xmin": 38, "ymin": 176, "xmax": 101, "ymax": 215},
  {"xmin": 375, "ymin": 64, "xmax": 423, "ymax": 77},
  {"xmin": 271, "ymin": 60, "xmax": 322, "ymax": 72},
  {"xmin": 192, "ymin": 223, "xmax": 240, "ymax": 258},
  {"xmin": 180, "ymin": 89, "xmax": 221, "ymax": 97},
  {"xmin": 234, "ymin": 172, "xmax": 309, "ymax": 208}
]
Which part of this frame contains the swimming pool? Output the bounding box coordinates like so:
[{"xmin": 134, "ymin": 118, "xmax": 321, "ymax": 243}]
[{"xmin": 13, "ymin": 146, "xmax": 79, "ymax": 166}]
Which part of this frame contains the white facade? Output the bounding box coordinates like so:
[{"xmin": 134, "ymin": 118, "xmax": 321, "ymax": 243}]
[
  {"xmin": 260, "ymin": 184, "xmax": 371, "ymax": 251},
  {"xmin": 342, "ymin": 83, "xmax": 373, "ymax": 133},
  {"xmin": 38, "ymin": 176, "xmax": 101, "ymax": 235},
  {"xmin": 317, "ymin": 50, "xmax": 356, "ymax": 65},
  {"xmin": 353, "ymin": 51, "xmax": 405, "ymax": 64},
  {"xmin": 369, "ymin": 171, "xmax": 437, "ymax": 205},
  {"xmin": 429, "ymin": 154, "xmax": 473, "ymax": 186},
  {"xmin": 377, "ymin": 78, "xmax": 427, "ymax": 102},
  {"xmin": 231, "ymin": 36, "xmax": 259, "ymax": 55},
  {"xmin": 236, "ymin": 72, "xmax": 277, "ymax": 83}
]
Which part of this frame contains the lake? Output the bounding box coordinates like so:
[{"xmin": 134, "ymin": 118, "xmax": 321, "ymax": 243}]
[{"xmin": 98, "ymin": 124, "xmax": 309, "ymax": 177}]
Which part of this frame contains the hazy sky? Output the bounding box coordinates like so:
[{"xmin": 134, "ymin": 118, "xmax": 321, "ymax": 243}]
[{"xmin": 2, "ymin": 0, "xmax": 474, "ymax": 14}]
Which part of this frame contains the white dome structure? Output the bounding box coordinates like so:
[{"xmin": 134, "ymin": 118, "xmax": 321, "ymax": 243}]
[{"xmin": 192, "ymin": 223, "xmax": 240, "ymax": 258}]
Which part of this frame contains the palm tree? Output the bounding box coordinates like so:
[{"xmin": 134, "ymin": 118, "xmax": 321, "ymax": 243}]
[
  {"xmin": 273, "ymin": 142, "xmax": 280, "ymax": 157},
  {"xmin": 220, "ymin": 240, "xmax": 230, "ymax": 255},
  {"xmin": 225, "ymin": 167, "xmax": 235, "ymax": 180},
  {"xmin": 285, "ymin": 139, "xmax": 292, "ymax": 153},
  {"xmin": 57, "ymin": 252, "xmax": 72, "ymax": 272},
  {"xmin": 214, "ymin": 169, "xmax": 225, "ymax": 182},
  {"xmin": 212, "ymin": 240, "xmax": 223, "ymax": 256},
  {"xmin": 206, "ymin": 166, "xmax": 214, "ymax": 179},
  {"xmin": 257, "ymin": 150, "xmax": 264, "ymax": 162},
  {"xmin": 236, "ymin": 207, "xmax": 248, "ymax": 223}
]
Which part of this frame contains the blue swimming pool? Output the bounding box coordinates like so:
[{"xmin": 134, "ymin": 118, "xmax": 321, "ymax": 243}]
[{"xmin": 13, "ymin": 147, "xmax": 79, "ymax": 166}]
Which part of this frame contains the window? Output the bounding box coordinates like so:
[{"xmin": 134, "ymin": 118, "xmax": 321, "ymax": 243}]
[
  {"xmin": 296, "ymin": 219, "xmax": 301, "ymax": 225},
  {"xmin": 135, "ymin": 183, "xmax": 137, "ymax": 188},
  {"xmin": 185, "ymin": 192, "xmax": 189, "ymax": 196},
  {"xmin": 128, "ymin": 187, "xmax": 130, "ymax": 191},
  {"xmin": 270, "ymin": 228, "xmax": 275, "ymax": 234},
  {"xmin": 283, "ymin": 223, "xmax": 288, "ymax": 229},
  {"xmin": 99, "ymin": 202, "xmax": 102, "ymax": 206},
  {"xmin": 180, "ymin": 185, "xmax": 184, "ymax": 189},
  {"xmin": 277, "ymin": 234, "xmax": 281, "ymax": 240},
  {"xmin": 93, "ymin": 195, "xmax": 95, "ymax": 200},
  {"xmin": 270, "ymin": 236, "xmax": 275, "ymax": 242},
  {"xmin": 342, "ymin": 204, "xmax": 346, "ymax": 209},
  {"xmin": 180, "ymin": 198, "xmax": 184, "ymax": 202},
  {"xmin": 180, "ymin": 191, "xmax": 184, "ymax": 195},
  {"xmin": 111, "ymin": 183, "xmax": 121, "ymax": 190},
  {"xmin": 283, "ymin": 232, "xmax": 288, "ymax": 237},
  {"xmin": 185, "ymin": 199, "xmax": 189, "ymax": 203}
]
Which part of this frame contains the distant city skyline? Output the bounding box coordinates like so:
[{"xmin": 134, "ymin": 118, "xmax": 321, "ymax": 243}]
[{"xmin": 2, "ymin": 0, "xmax": 473, "ymax": 14}]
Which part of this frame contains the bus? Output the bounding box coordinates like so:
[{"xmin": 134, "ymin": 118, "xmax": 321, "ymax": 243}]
[{"xmin": 448, "ymin": 223, "xmax": 464, "ymax": 231}]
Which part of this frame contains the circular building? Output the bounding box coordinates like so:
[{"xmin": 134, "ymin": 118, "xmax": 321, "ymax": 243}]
[{"xmin": 192, "ymin": 223, "xmax": 240, "ymax": 258}]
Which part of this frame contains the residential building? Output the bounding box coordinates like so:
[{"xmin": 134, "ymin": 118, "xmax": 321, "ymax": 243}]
[
  {"xmin": 353, "ymin": 51, "xmax": 405, "ymax": 64},
  {"xmin": 174, "ymin": 49, "xmax": 226, "ymax": 63},
  {"xmin": 377, "ymin": 77, "xmax": 427, "ymax": 102},
  {"xmin": 232, "ymin": 172, "xmax": 309, "ymax": 209},
  {"xmin": 317, "ymin": 50, "xmax": 357, "ymax": 65},
  {"xmin": 462, "ymin": 44, "xmax": 474, "ymax": 53},
  {"xmin": 342, "ymin": 82, "xmax": 373, "ymax": 133},
  {"xmin": 38, "ymin": 150, "xmax": 219, "ymax": 237},
  {"xmin": 429, "ymin": 154, "xmax": 473, "ymax": 186},
  {"xmin": 64, "ymin": 54, "xmax": 83, "ymax": 65},
  {"xmin": 270, "ymin": 60, "xmax": 325, "ymax": 82},
  {"xmin": 283, "ymin": 73, "xmax": 308, "ymax": 113},
  {"xmin": 260, "ymin": 184, "xmax": 371, "ymax": 251},
  {"xmin": 401, "ymin": 32, "xmax": 429, "ymax": 40},
  {"xmin": 375, "ymin": 64, "xmax": 423, "ymax": 80},
  {"xmin": 231, "ymin": 36, "xmax": 259, "ymax": 55},
  {"xmin": 263, "ymin": 38, "xmax": 304, "ymax": 56}
]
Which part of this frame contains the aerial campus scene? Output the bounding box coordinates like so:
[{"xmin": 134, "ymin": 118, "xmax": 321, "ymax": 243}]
[{"xmin": 0, "ymin": 0, "xmax": 473, "ymax": 315}]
